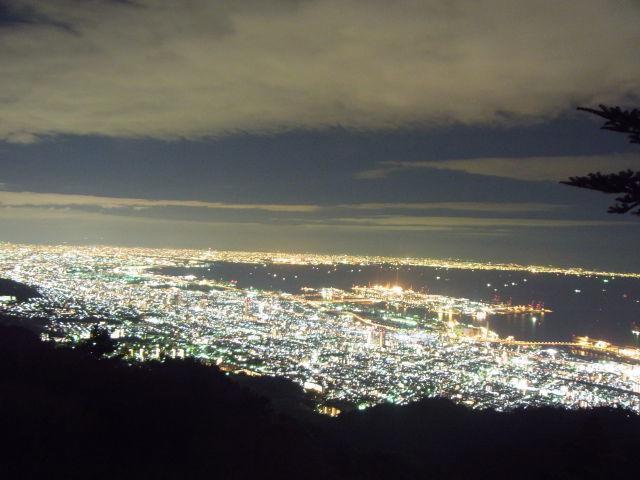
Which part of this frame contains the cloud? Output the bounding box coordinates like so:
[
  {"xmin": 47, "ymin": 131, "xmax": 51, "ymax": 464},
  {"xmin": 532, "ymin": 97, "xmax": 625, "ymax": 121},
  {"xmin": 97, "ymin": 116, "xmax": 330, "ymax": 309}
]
[
  {"xmin": 1, "ymin": 0, "xmax": 639, "ymax": 141},
  {"xmin": 0, "ymin": 203, "xmax": 627, "ymax": 233},
  {"xmin": 356, "ymin": 153, "xmax": 640, "ymax": 182},
  {"xmin": 0, "ymin": 190, "xmax": 567, "ymax": 215},
  {"xmin": 340, "ymin": 202, "xmax": 567, "ymax": 213},
  {"xmin": 0, "ymin": 189, "xmax": 591, "ymax": 233},
  {"xmin": 0, "ymin": 0, "xmax": 74, "ymax": 31},
  {"xmin": 323, "ymin": 215, "xmax": 630, "ymax": 230},
  {"xmin": 0, "ymin": 190, "xmax": 320, "ymax": 212}
]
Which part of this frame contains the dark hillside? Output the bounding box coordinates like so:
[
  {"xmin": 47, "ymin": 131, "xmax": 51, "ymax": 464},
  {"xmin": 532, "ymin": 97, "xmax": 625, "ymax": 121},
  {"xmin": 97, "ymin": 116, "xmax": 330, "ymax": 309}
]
[
  {"xmin": 0, "ymin": 278, "xmax": 40, "ymax": 302},
  {"xmin": 336, "ymin": 398, "xmax": 639, "ymax": 479},
  {"xmin": 0, "ymin": 325, "xmax": 335, "ymax": 480},
  {"xmin": 0, "ymin": 325, "xmax": 639, "ymax": 480}
]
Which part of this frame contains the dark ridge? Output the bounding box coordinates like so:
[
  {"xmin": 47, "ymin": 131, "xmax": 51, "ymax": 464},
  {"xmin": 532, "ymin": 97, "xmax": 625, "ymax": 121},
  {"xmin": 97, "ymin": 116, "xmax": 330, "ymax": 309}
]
[
  {"xmin": 0, "ymin": 278, "xmax": 41, "ymax": 302},
  {"xmin": 0, "ymin": 324, "xmax": 638, "ymax": 480},
  {"xmin": 0, "ymin": 325, "xmax": 336, "ymax": 480}
]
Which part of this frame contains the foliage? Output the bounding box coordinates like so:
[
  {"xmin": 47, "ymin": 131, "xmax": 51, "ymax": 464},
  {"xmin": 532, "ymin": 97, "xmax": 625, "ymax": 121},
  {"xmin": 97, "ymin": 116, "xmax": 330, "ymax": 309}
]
[
  {"xmin": 562, "ymin": 105, "xmax": 640, "ymax": 214},
  {"xmin": 561, "ymin": 169, "xmax": 640, "ymax": 215},
  {"xmin": 576, "ymin": 105, "xmax": 640, "ymax": 144},
  {"xmin": 77, "ymin": 324, "xmax": 117, "ymax": 357}
]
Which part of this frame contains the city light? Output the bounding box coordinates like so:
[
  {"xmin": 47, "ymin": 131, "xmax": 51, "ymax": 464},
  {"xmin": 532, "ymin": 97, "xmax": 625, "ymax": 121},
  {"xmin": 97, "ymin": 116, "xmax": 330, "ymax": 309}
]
[{"xmin": 1, "ymin": 242, "xmax": 640, "ymax": 413}]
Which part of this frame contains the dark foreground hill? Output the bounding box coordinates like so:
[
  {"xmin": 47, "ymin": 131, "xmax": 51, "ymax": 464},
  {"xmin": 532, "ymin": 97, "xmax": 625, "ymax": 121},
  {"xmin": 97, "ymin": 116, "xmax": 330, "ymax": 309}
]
[
  {"xmin": 1, "ymin": 325, "xmax": 639, "ymax": 480},
  {"xmin": 0, "ymin": 278, "xmax": 40, "ymax": 302}
]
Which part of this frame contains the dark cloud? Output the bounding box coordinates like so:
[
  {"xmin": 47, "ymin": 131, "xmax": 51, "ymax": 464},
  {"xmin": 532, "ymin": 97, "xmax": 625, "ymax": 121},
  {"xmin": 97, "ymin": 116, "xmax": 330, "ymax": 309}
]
[
  {"xmin": 0, "ymin": 0, "xmax": 74, "ymax": 32},
  {"xmin": 1, "ymin": 0, "xmax": 639, "ymax": 142},
  {"xmin": 3, "ymin": 1, "xmax": 640, "ymax": 270},
  {"xmin": 1, "ymin": 203, "xmax": 638, "ymax": 270},
  {"xmin": 356, "ymin": 154, "xmax": 640, "ymax": 182},
  {"xmin": 0, "ymin": 189, "xmax": 621, "ymax": 230}
]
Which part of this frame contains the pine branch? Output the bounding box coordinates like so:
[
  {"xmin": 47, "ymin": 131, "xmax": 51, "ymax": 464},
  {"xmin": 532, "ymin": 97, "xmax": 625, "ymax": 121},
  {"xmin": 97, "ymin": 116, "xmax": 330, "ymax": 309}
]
[
  {"xmin": 561, "ymin": 170, "xmax": 640, "ymax": 215},
  {"xmin": 577, "ymin": 105, "xmax": 640, "ymax": 144}
]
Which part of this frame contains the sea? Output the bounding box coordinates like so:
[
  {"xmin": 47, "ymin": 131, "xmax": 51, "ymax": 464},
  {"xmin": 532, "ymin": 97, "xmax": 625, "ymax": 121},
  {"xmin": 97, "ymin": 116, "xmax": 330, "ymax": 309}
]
[{"xmin": 158, "ymin": 261, "xmax": 640, "ymax": 347}]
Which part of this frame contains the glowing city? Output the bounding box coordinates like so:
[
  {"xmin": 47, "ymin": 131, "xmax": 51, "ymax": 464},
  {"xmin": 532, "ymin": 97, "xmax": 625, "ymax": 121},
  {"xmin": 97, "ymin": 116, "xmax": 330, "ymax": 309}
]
[{"xmin": 1, "ymin": 242, "xmax": 639, "ymax": 414}]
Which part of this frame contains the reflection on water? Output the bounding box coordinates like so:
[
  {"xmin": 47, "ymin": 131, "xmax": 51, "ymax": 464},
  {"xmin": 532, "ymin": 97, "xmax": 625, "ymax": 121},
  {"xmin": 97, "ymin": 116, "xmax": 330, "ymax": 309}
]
[{"xmin": 156, "ymin": 261, "xmax": 640, "ymax": 346}]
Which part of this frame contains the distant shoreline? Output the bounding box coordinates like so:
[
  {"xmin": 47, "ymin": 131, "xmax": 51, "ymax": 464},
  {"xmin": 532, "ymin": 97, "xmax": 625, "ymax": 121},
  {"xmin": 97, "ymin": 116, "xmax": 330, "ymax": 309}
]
[{"xmin": 2, "ymin": 241, "xmax": 639, "ymax": 279}]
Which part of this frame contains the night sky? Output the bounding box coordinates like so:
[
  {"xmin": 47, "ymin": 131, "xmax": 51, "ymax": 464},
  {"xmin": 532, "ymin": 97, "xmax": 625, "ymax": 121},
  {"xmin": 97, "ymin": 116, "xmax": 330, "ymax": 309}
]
[{"xmin": 1, "ymin": 1, "xmax": 640, "ymax": 270}]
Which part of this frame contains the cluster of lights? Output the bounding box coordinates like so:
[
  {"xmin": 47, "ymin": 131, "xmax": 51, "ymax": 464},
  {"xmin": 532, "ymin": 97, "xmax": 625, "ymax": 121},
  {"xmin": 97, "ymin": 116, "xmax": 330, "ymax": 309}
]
[{"xmin": 1, "ymin": 242, "xmax": 640, "ymax": 414}]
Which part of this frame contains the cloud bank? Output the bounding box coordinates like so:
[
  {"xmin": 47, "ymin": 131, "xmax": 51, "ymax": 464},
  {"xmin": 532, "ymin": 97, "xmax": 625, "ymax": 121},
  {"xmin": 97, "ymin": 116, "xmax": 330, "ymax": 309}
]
[
  {"xmin": 0, "ymin": 190, "xmax": 563, "ymax": 215},
  {"xmin": 0, "ymin": 190, "xmax": 321, "ymax": 212},
  {"xmin": 0, "ymin": 189, "xmax": 622, "ymax": 232},
  {"xmin": 1, "ymin": 0, "xmax": 639, "ymax": 142},
  {"xmin": 356, "ymin": 154, "xmax": 640, "ymax": 182}
]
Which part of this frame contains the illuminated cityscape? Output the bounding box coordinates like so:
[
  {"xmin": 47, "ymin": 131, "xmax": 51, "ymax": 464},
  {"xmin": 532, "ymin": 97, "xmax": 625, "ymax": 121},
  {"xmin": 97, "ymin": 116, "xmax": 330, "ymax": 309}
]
[
  {"xmin": 4, "ymin": 2, "xmax": 640, "ymax": 476},
  {"xmin": 1, "ymin": 242, "xmax": 639, "ymax": 414}
]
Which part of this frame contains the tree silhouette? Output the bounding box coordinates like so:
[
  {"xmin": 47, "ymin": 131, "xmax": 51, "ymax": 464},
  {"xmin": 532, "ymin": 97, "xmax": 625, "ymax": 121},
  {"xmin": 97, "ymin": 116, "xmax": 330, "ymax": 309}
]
[
  {"xmin": 78, "ymin": 324, "xmax": 117, "ymax": 357},
  {"xmin": 575, "ymin": 105, "xmax": 640, "ymax": 143},
  {"xmin": 561, "ymin": 105, "xmax": 640, "ymax": 215}
]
